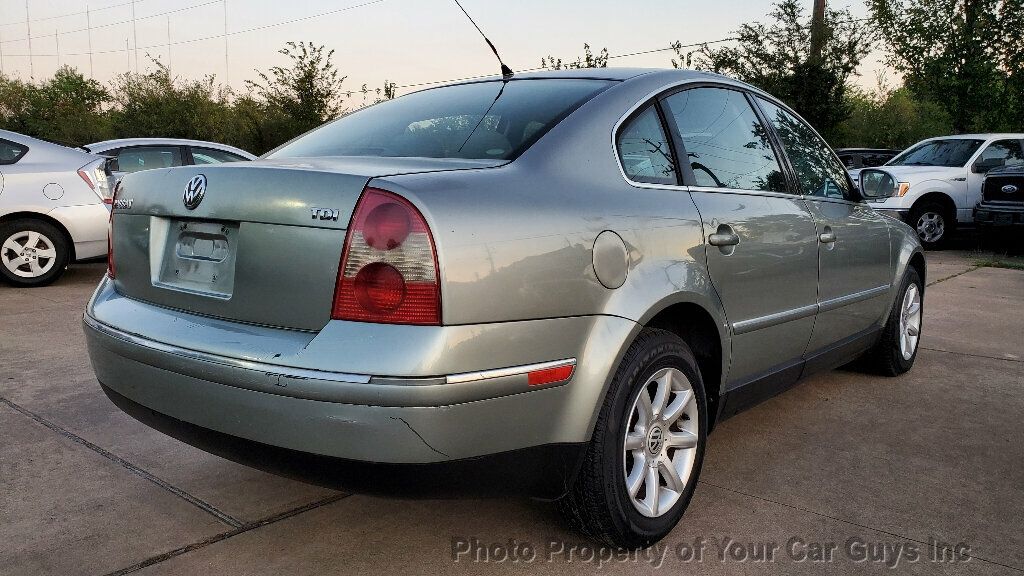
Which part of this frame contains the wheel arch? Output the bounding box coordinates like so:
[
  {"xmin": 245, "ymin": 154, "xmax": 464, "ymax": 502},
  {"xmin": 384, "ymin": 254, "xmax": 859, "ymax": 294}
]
[
  {"xmin": 641, "ymin": 298, "xmax": 728, "ymax": 432},
  {"xmin": 0, "ymin": 210, "xmax": 76, "ymax": 261},
  {"xmin": 911, "ymin": 191, "xmax": 957, "ymax": 224}
]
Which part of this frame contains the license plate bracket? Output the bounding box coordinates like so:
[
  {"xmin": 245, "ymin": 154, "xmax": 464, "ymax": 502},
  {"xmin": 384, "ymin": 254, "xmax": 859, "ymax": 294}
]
[{"xmin": 153, "ymin": 219, "xmax": 238, "ymax": 298}]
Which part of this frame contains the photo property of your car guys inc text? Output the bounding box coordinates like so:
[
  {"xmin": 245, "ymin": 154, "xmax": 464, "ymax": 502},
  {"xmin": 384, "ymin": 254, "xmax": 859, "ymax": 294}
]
[{"xmin": 1, "ymin": 0, "xmax": 1022, "ymax": 574}]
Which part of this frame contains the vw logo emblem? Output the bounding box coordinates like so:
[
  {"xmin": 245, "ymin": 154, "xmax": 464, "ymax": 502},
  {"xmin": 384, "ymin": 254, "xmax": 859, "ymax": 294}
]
[
  {"xmin": 183, "ymin": 174, "xmax": 207, "ymax": 210},
  {"xmin": 647, "ymin": 426, "xmax": 665, "ymax": 454},
  {"xmin": 1002, "ymin": 184, "xmax": 1019, "ymax": 195}
]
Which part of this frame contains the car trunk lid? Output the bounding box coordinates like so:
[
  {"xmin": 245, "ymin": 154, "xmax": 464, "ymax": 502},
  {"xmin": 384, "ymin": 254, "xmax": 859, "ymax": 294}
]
[{"xmin": 110, "ymin": 157, "xmax": 503, "ymax": 331}]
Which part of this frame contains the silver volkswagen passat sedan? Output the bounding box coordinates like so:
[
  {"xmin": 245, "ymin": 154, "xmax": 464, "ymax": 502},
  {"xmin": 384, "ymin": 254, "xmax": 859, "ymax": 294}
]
[{"xmin": 85, "ymin": 68, "xmax": 924, "ymax": 548}]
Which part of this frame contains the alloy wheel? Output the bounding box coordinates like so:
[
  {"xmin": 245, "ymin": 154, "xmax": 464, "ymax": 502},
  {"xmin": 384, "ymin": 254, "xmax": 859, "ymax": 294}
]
[
  {"xmin": 916, "ymin": 212, "xmax": 945, "ymax": 243},
  {"xmin": 1, "ymin": 230, "xmax": 58, "ymax": 278},
  {"xmin": 622, "ymin": 367, "xmax": 700, "ymax": 518},
  {"xmin": 898, "ymin": 283, "xmax": 922, "ymax": 360}
]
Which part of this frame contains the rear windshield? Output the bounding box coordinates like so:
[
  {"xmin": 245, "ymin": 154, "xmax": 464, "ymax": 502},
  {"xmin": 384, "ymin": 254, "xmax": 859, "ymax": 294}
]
[
  {"xmin": 888, "ymin": 139, "xmax": 984, "ymax": 167},
  {"xmin": 268, "ymin": 79, "xmax": 614, "ymax": 161}
]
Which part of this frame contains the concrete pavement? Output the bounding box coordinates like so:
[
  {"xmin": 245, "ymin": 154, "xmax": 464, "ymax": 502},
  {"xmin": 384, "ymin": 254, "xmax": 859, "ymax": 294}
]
[{"xmin": 1, "ymin": 253, "xmax": 1021, "ymax": 575}]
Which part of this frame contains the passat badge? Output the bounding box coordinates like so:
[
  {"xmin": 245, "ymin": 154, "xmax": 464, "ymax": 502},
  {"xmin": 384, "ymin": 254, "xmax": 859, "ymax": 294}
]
[
  {"xmin": 1002, "ymin": 184, "xmax": 1019, "ymax": 194},
  {"xmin": 183, "ymin": 175, "xmax": 207, "ymax": 210}
]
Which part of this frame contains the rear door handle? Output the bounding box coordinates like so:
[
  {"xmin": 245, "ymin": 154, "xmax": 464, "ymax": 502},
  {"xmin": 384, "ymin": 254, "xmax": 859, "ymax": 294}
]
[
  {"xmin": 708, "ymin": 231, "xmax": 740, "ymax": 246},
  {"xmin": 819, "ymin": 231, "xmax": 836, "ymax": 243}
]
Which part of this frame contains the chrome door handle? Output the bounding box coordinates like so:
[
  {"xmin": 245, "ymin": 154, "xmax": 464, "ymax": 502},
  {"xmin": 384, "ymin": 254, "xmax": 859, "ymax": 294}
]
[
  {"xmin": 819, "ymin": 231, "xmax": 836, "ymax": 243},
  {"xmin": 708, "ymin": 232, "xmax": 740, "ymax": 246}
]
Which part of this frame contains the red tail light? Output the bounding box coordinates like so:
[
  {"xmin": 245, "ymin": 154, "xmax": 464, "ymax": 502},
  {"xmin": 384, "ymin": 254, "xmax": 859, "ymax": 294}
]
[{"xmin": 332, "ymin": 188, "xmax": 440, "ymax": 325}]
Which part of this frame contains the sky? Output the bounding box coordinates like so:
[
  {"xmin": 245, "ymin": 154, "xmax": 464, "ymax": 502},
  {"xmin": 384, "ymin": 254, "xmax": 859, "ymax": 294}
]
[{"xmin": 0, "ymin": 0, "xmax": 885, "ymax": 99}]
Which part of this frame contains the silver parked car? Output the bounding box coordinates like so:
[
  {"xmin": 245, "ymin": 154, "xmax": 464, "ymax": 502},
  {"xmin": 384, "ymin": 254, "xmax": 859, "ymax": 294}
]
[
  {"xmin": 85, "ymin": 69, "xmax": 925, "ymax": 548},
  {"xmin": 0, "ymin": 129, "xmax": 111, "ymax": 286},
  {"xmin": 83, "ymin": 138, "xmax": 255, "ymax": 181}
]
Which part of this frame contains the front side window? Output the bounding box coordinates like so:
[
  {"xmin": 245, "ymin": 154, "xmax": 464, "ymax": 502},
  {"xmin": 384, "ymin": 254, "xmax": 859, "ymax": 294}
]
[
  {"xmin": 191, "ymin": 147, "xmax": 248, "ymax": 165},
  {"xmin": 113, "ymin": 146, "xmax": 184, "ymax": 173},
  {"xmin": 662, "ymin": 87, "xmax": 787, "ymax": 193},
  {"xmin": 0, "ymin": 138, "xmax": 29, "ymax": 165},
  {"xmin": 268, "ymin": 79, "xmax": 614, "ymax": 161},
  {"xmin": 976, "ymin": 140, "xmax": 1024, "ymax": 169},
  {"xmin": 616, "ymin": 105, "xmax": 677, "ymax": 185},
  {"xmin": 888, "ymin": 138, "xmax": 984, "ymax": 167},
  {"xmin": 756, "ymin": 97, "xmax": 852, "ymax": 200}
]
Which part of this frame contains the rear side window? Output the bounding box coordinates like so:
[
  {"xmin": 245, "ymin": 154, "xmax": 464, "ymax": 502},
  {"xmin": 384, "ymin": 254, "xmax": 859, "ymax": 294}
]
[
  {"xmin": 0, "ymin": 139, "xmax": 29, "ymax": 165},
  {"xmin": 662, "ymin": 88, "xmax": 788, "ymax": 193},
  {"xmin": 113, "ymin": 146, "xmax": 184, "ymax": 173},
  {"xmin": 617, "ymin": 105, "xmax": 677, "ymax": 185},
  {"xmin": 756, "ymin": 97, "xmax": 852, "ymax": 200},
  {"xmin": 191, "ymin": 147, "xmax": 249, "ymax": 164},
  {"xmin": 268, "ymin": 79, "xmax": 614, "ymax": 161}
]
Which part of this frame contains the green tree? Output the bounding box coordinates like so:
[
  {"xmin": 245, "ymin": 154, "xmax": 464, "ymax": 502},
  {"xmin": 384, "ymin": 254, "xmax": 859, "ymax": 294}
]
[
  {"xmin": 834, "ymin": 75, "xmax": 952, "ymax": 148},
  {"xmin": 246, "ymin": 41, "xmax": 347, "ymax": 138},
  {"xmin": 870, "ymin": 0, "xmax": 1024, "ymax": 132},
  {"xmin": 0, "ymin": 67, "xmax": 112, "ymax": 146},
  {"xmin": 540, "ymin": 44, "xmax": 609, "ymax": 70},
  {"xmin": 680, "ymin": 0, "xmax": 873, "ymax": 141},
  {"xmin": 109, "ymin": 60, "xmax": 233, "ymax": 143}
]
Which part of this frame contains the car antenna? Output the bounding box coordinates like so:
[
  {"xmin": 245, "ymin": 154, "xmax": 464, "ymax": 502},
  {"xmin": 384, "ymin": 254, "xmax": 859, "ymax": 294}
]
[{"xmin": 452, "ymin": 0, "xmax": 514, "ymax": 80}]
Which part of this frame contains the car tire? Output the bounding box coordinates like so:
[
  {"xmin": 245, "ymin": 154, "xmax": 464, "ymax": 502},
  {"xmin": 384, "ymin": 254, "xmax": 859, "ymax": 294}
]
[
  {"xmin": 0, "ymin": 218, "xmax": 70, "ymax": 287},
  {"xmin": 909, "ymin": 201, "xmax": 952, "ymax": 249},
  {"xmin": 558, "ymin": 328, "xmax": 707, "ymax": 548},
  {"xmin": 862, "ymin": 267, "xmax": 923, "ymax": 376}
]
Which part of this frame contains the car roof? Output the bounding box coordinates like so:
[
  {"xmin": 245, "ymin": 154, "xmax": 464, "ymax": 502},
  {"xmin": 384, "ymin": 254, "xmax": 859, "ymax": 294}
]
[
  {"xmin": 441, "ymin": 67, "xmax": 740, "ymax": 89},
  {"xmin": 84, "ymin": 138, "xmax": 255, "ymax": 158}
]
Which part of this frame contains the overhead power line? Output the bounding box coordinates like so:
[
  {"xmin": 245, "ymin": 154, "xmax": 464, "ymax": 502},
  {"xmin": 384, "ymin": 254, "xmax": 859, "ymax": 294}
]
[
  {"xmin": 56, "ymin": 0, "xmax": 387, "ymax": 57},
  {"xmin": 0, "ymin": 0, "xmax": 159, "ymax": 28},
  {"xmin": 0, "ymin": 0, "xmax": 222, "ymax": 45}
]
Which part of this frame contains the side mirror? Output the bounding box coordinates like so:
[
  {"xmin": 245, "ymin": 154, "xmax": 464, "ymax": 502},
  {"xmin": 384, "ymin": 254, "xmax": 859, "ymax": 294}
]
[
  {"xmin": 973, "ymin": 158, "xmax": 1005, "ymax": 173},
  {"xmin": 859, "ymin": 169, "xmax": 898, "ymax": 200}
]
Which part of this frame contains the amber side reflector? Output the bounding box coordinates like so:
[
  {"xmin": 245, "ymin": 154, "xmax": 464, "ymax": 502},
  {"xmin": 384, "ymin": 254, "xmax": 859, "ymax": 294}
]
[{"xmin": 527, "ymin": 364, "xmax": 575, "ymax": 386}]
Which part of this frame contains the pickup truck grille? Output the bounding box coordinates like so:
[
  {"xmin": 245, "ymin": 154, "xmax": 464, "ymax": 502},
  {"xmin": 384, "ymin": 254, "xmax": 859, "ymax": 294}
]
[{"xmin": 983, "ymin": 172, "xmax": 1024, "ymax": 203}]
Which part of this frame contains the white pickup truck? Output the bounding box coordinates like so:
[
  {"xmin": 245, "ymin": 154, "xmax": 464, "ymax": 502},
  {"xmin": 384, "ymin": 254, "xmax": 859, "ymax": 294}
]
[{"xmin": 862, "ymin": 134, "xmax": 1024, "ymax": 247}]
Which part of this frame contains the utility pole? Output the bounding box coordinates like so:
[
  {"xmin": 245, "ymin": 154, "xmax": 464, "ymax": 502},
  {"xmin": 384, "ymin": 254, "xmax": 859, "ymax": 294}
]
[
  {"xmin": 86, "ymin": 4, "xmax": 94, "ymax": 78},
  {"xmin": 809, "ymin": 0, "xmax": 826, "ymax": 63},
  {"xmin": 25, "ymin": 0, "xmax": 34, "ymax": 78},
  {"xmin": 131, "ymin": 0, "xmax": 139, "ymax": 72},
  {"xmin": 166, "ymin": 16, "xmax": 171, "ymax": 72},
  {"xmin": 54, "ymin": 30, "xmax": 59, "ymax": 68},
  {"xmin": 223, "ymin": 0, "xmax": 229, "ymax": 87},
  {"xmin": 125, "ymin": 38, "xmax": 130, "ymax": 72}
]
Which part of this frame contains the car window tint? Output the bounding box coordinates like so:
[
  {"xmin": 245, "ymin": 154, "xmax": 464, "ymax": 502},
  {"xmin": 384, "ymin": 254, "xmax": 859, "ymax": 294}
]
[
  {"xmin": 756, "ymin": 97, "xmax": 853, "ymax": 200},
  {"xmin": 116, "ymin": 146, "xmax": 183, "ymax": 173},
  {"xmin": 616, "ymin": 105, "xmax": 677, "ymax": 185},
  {"xmin": 662, "ymin": 88, "xmax": 787, "ymax": 193},
  {"xmin": 268, "ymin": 79, "xmax": 614, "ymax": 161},
  {"xmin": 0, "ymin": 138, "xmax": 29, "ymax": 165},
  {"xmin": 192, "ymin": 147, "xmax": 248, "ymax": 164},
  {"xmin": 979, "ymin": 140, "xmax": 1024, "ymax": 168}
]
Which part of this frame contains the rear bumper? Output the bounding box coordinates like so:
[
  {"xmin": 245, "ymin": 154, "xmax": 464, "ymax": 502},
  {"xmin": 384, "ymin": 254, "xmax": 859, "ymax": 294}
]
[
  {"xmin": 974, "ymin": 204, "xmax": 1024, "ymax": 227},
  {"xmin": 84, "ymin": 277, "xmax": 639, "ymax": 488}
]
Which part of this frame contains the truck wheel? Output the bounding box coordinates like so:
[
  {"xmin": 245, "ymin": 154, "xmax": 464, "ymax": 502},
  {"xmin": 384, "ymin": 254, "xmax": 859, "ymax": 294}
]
[
  {"xmin": 0, "ymin": 219, "xmax": 70, "ymax": 287},
  {"xmin": 558, "ymin": 328, "xmax": 707, "ymax": 548},
  {"xmin": 909, "ymin": 201, "xmax": 952, "ymax": 249}
]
